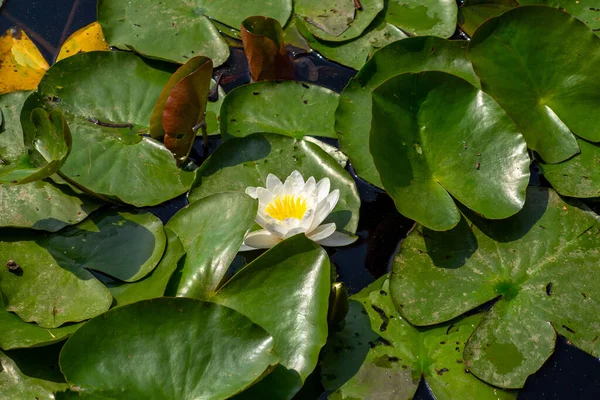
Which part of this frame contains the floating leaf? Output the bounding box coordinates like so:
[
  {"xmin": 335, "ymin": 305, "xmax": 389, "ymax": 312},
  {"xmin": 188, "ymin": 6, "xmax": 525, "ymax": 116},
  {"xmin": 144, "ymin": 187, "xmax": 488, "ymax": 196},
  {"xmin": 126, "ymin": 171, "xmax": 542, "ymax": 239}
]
[
  {"xmin": 0, "ymin": 210, "xmax": 165, "ymax": 328},
  {"xmin": 56, "ymin": 22, "xmax": 109, "ymax": 62},
  {"xmin": 294, "ymin": 0, "xmax": 356, "ymax": 37},
  {"xmin": 189, "ymin": 133, "xmax": 360, "ymax": 235},
  {"xmin": 297, "ymin": 0, "xmax": 384, "ymax": 42},
  {"xmin": 322, "ymin": 276, "xmax": 517, "ymax": 400},
  {"xmin": 390, "ymin": 187, "xmax": 600, "ymax": 388},
  {"xmin": 221, "ymin": 81, "xmax": 338, "ymax": 139},
  {"xmin": 467, "ymin": 6, "xmax": 600, "ymax": 163},
  {"xmin": 538, "ymin": 139, "xmax": 600, "ymax": 198},
  {"xmin": 519, "ymin": 0, "xmax": 600, "ymax": 36},
  {"xmin": 0, "ymin": 28, "xmax": 49, "ymax": 94},
  {"xmin": 457, "ymin": 0, "xmax": 518, "ymax": 36},
  {"xmin": 22, "ymin": 51, "xmax": 196, "ymax": 207},
  {"xmin": 166, "ymin": 192, "xmax": 256, "ymax": 299},
  {"xmin": 214, "ymin": 235, "xmax": 330, "ymax": 398},
  {"xmin": 370, "ymin": 71, "xmax": 529, "ymax": 230},
  {"xmin": 0, "ymin": 350, "xmax": 66, "ymax": 399},
  {"xmin": 295, "ymin": 16, "xmax": 407, "ymax": 70},
  {"xmin": 336, "ymin": 37, "xmax": 480, "ymax": 187},
  {"xmin": 60, "ymin": 298, "xmax": 279, "ymax": 399},
  {"xmin": 241, "ymin": 16, "xmax": 295, "ymax": 82},
  {"xmin": 385, "ymin": 0, "xmax": 458, "ymax": 38}
]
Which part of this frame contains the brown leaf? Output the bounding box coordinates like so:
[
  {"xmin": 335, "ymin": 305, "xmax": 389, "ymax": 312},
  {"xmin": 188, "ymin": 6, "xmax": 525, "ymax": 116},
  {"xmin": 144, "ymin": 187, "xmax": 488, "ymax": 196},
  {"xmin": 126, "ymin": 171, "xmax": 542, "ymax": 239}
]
[{"xmin": 241, "ymin": 16, "xmax": 294, "ymax": 82}]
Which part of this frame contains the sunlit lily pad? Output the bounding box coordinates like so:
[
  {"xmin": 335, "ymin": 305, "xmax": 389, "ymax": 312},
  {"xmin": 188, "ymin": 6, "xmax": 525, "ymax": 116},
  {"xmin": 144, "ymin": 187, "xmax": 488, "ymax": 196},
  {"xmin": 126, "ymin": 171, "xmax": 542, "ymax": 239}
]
[
  {"xmin": 189, "ymin": 133, "xmax": 360, "ymax": 234},
  {"xmin": 60, "ymin": 298, "xmax": 279, "ymax": 399},
  {"xmin": 56, "ymin": 22, "xmax": 109, "ymax": 62},
  {"xmin": 0, "ymin": 210, "xmax": 165, "ymax": 328},
  {"xmin": 457, "ymin": 0, "xmax": 518, "ymax": 36},
  {"xmin": 336, "ymin": 37, "xmax": 480, "ymax": 187},
  {"xmin": 467, "ymin": 5, "xmax": 600, "ymax": 163},
  {"xmin": 519, "ymin": 0, "xmax": 600, "ymax": 35},
  {"xmin": 390, "ymin": 187, "xmax": 600, "ymax": 388},
  {"xmin": 385, "ymin": 0, "xmax": 458, "ymax": 38},
  {"xmin": 221, "ymin": 81, "xmax": 338, "ymax": 139},
  {"xmin": 214, "ymin": 235, "xmax": 330, "ymax": 398},
  {"xmin": 22, "ymin": 51, "xmax": 196, "ymax": 207},
  {"xmin": 0, "ymin": 350, "xmax": 66, "ymax": 399},
  {"xmin": 166, "ymin": 192, "xmax": 256, "ymax": 299},
  {"xmin": 322, "ymin": 276, "xmax": 517, "ymax": 400},
  {"xmin": 370, "ymin": 71, "xmax": 529, "ymax": 230},
  {"xmin": 0, "ymin": 28, "xmax": 49, "ymax": 94}
]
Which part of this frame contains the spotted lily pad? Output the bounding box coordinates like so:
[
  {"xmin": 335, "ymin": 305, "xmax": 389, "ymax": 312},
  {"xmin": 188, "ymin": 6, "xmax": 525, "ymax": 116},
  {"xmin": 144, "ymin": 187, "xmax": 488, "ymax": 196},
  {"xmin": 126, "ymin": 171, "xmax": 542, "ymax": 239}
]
[
  {"xmin": 336, "ymin": 37, "xmax": 480, "ymax": 187},
  {"xmin": 56, "ymin": 22, "xmax": 110, "ymax": 62},
  {"xmin": 370, "ymin": 71, "xmax": 529, "ymax": 230},
  {"xmin": 385, "ymin": 0, "xmax": 458, "ymax": 38},
  {"xmin": 59, "ymin": 298, "xmax": 279, "ymax": 399},
  {"xmin": 321, "ymin": 276, "xmax": 517, "ymax": 400},
  {"xmin": 467, "ymin": 6, "xmax": 600, "ymax": 163},
  {"xmin": 21, "ymin": 51, "xmax": 196, "ymax": 207},
  {"xmin": 220, "ymin": 81, "xmax": 339, "ymax": 139},
  {"xmin": 188, "ymin": 133, "xmax": 360, "ymax": 235},
  {"xmin": 390, "ymin": 187, "xmax": 600, "ymax": 388}
]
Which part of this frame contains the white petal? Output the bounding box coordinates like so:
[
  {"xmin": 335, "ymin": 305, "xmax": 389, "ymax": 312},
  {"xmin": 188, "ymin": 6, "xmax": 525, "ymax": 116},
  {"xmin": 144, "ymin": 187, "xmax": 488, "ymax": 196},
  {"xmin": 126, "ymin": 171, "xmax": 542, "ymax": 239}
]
[
  {"xmin": 309, "ymin": 189, "xmax": 340, "ymax": 232},
  {"xmin": 316, "ymin": 231, "xmax": 358, "ymax": 247},
  {"xmin": 245, "ymin": 187, "xmax": 258, "ymax": 199},
  {"xmin": 316, "ymin": 177, "xmax": 330, "ymax": 202},
  {"xmin": 243, "ymin": 229, "xmax": 281, "ymax": 249},
  {"xmin": 284, "ymin": 170, "xmax": 304, "ymax": 194},
  {"xmin": 239, "ymin": 243, "xmax": 259, "ymax": 252},
  {"xmin": 256, "ymin": 187, "xmax": 274, "ymax": 206},
  {"xmin": 264, "ymin": 220, "xmax": 289, "ymax": 239},
  {"xmin": 298, "ymin": 208, "xmax": 315, "ymax": 231},
  {"xmin": 284, "ymin": 227, "xmax": 307, "ymax": 239},
  {"xmin": 266, "ymin": 174, "xmax": 282, "ymax": 191},
  {"xmin": 304, "ymin": 176, "xmax": 316, "ymax": 194},
  {"xmin": 307, "ymin": 223, "xmax": 336, "ymax": 242}
]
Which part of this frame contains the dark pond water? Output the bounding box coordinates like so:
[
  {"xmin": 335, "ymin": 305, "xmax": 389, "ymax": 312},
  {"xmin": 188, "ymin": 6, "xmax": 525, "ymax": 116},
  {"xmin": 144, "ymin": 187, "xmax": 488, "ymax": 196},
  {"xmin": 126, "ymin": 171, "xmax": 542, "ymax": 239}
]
[{"xmin": 1, "ymin": 0, "xmax": 599, "ymax": 398}]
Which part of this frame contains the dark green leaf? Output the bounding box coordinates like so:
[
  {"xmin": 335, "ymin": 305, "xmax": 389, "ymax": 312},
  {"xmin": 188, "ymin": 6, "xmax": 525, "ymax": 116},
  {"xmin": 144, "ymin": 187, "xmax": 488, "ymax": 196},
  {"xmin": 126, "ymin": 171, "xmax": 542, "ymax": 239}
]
[
  {"xmin": 457, "ymin": 0, "xmax": 518, "ymax": 36},
  {"xmin": 60, "ymin": 298, "xmax": 279, "ymax": 399},
  {"xmin": 336, "ymin": 37, "xmax": 480, "ymax": 187},
  {"xmin": 390, "ymin": 187, "xmax": 600, "ymax": 388},
  {"xmin": 518, "ymin": 0, "xmax": 600, "ymax": 35},
  {"xmin": 0, "ymin": 350, "xmax": 66, "ymax": 399},
  {"xmin": 467, "ymin": 6, "xmax": 600, "ymax": 163},
  {"xmin": 370, "ymin": 71, "xmax": 529, "ymax": 230}
]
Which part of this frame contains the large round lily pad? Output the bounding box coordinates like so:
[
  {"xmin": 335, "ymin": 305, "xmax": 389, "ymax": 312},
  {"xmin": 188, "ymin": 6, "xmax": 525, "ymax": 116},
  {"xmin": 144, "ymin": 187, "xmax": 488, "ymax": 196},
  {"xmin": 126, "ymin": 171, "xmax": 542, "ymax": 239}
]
[
  {"xmin": 518, "ymin": 0, "xmax": 600, "ymax": 35},
  {"xmin": 188, "ymin": 133, "xmax": 360, "ymax": 234},
  {"xmin": 385, "ymin": 0, "xmax": 458, "ymax": 38},
  {"xmin": 467, "ymin": 5, "xmax": 600, "ymax": 163},
  {"xmin": 220, "ymin": 81, "xmax": 339, "ymax": 139},
  {"xmin": 22, "ymin": 51, "xmax": 196, "ymax": 207},
  {"xmin": 59, "ymin": 298, "xmax": 279, "ymax": 399},
  {"xmin": 390, "ymin": 187, "xmax": 600, "ymax": 388},
  {"xmin": 321, "ymin": 276, "xmax": 516, "ymax": 400},
  {"xmin": 336, "ymin": 37, "xmax": 480, "ymax": 187},
  {"xmin": 370, "ymin": 71, "xmax": 529, "ymax": 231}
]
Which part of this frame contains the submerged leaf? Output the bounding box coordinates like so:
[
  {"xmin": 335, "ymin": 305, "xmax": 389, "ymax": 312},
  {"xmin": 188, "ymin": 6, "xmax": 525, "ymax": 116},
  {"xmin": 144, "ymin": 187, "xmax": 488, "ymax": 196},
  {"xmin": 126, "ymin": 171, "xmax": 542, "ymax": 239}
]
[
  {"xmin": 385, "ymin": 0, "xmax": 458, "ymax": 38},
  {"xmin": 56, "ymin": 22, "xmax": 109, "ymax": 62},
  {"xmin": 390, "ymin": 187, "xmax": 600, "ymax": 388},
  {"xmin": 0, "ymin": 28, "xmax": 49, "ymax": 94}
]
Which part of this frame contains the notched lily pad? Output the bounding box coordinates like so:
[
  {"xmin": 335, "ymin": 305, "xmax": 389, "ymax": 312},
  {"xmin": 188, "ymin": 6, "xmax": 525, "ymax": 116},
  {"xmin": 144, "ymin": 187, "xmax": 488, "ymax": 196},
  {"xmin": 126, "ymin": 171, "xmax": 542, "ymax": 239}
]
[
  {"xmin": 370, "ymin": 71, "xmax": 529, "ymax": 231},
  {"xmin": 390, "ymin": 187, "xmax": 600, "ymax": 388}
]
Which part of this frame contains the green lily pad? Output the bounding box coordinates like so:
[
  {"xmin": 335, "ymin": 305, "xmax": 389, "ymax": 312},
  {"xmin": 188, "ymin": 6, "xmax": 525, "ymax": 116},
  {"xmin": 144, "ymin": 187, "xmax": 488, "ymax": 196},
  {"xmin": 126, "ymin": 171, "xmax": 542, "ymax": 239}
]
[
  {"xmin": 336, "ymin": 37, "xmax": 480, "ymax": 187},
  {"xmin": 390, "ymin": 187, "xmax": 600, "ymax": 388},
  {"xmin": 467, "ymin": 5, "xmax": 600, "ymax": 163},
  {"xmin": 458, "ymin": 0, "xmax": 518, "ymax": 36},
  {"xmin": 298, "ymin": 0, "xmax": 385, "ymax": 42},
  {"xmin": 59, "ymin": 298, "xmax": 279, "ymax": 399},
  {"xmin": 0, "ymin": 210, "xmax": 165, "ymax": 328},
  {"xmin": 0, "ymin": 350, "xmax": 66, "ymax": 399},
  {"xmin": 385, "ymin": 0, "xmax": 458, "ymax": 38},
  {"xmin": 370, "ymin": 71, "xmax": 529, "ymax": 231},
  {"xmin": 166, "ymin": 192, "xmax": 257, "ymax": 299},
  {"xmin": 0, "ymin": 294, "xmax": 81, "ymax": 350},
  {"xmin": 214, "ymin": 234, "xmax": 330, "ymax": 398},
  {"xmin": 220, "ymin": 81, "xmax": 338, "ymax": 139},
  {"xmin": 519, "ymin": 0, "xmax": 600, "ymax": 36},
  {"xmin": 205, "ymin": 80, "xmax": 225, "ymax": 136},
  {"xmin": 22, "ymin": 51, "xmax": 196, "ymax": 207},
  {"xmin": 188, "ymin": 133, "xmax": 360, "ymax": 234},
  {"xmin": 295, "ymin": 16, "xmax": 407, "ymax": 70},
  {"xmin": 108, "ymin": 228, "xmax": 185, "ymax": 307},
  {"xmin": 322, "ymin": 276, "xmax": 517, "ymax": 400},
  {"xmin": 538, "ymin": 139, "xmax": 600, "ymax": 198},
  {"xmin": 0, "ymin": 91, "xmax": 32, "ymax": 181}
]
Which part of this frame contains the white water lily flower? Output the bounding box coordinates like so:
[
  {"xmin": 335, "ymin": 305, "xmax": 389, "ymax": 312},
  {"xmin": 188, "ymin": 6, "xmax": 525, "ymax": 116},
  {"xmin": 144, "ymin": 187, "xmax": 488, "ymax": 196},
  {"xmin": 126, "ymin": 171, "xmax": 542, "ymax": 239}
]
[{"xmin": 240, "ymin": 170, "xmax": 358, "ymax": 251}]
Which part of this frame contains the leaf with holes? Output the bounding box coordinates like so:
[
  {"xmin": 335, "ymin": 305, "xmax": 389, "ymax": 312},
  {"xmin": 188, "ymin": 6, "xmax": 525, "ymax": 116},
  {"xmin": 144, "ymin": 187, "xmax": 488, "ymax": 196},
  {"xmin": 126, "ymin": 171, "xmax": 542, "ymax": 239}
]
[
  {"xmin": 390, "ymin": 187, "xmax": 600, "ymax": 388},
  {"xmin": 370, "ymin": 71, "xmax": 529, "ymax": 231},
  {"xmin": 336, "ymin": 37, "xmax": 480, "ymax": 187},
  {"xmin": 467, "ymin": 6, "xmax": 600, "ymax": 163},
  {"xmin": 321, "ymin": 276, "xmax": 517, "ymax": 400}
]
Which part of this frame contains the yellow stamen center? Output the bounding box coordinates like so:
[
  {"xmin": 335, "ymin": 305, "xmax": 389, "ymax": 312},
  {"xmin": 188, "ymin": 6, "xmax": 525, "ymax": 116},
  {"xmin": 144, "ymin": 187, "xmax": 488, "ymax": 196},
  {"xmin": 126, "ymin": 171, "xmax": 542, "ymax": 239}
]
[{"xmin": 265, "ymin": 195, "xmax": 308, "ymax": 221}]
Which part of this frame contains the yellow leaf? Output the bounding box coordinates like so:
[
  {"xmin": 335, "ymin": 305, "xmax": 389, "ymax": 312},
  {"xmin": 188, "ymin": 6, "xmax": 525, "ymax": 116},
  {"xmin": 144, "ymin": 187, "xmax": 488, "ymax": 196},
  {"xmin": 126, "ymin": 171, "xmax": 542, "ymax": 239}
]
[
  {"xmin": 56, "ymin": 22, "xmax": 109, "ymax": 62},
  {"xmin": 0, "ymin": 28, "xmax": 49, "ymax": 94}
]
